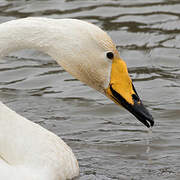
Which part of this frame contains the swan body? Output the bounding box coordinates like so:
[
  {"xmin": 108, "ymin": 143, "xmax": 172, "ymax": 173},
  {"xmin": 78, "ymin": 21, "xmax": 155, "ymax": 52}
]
[
  {"xmin": 0, "ymin": 18, "xmax": 154, "ymax": 180},
  {"xmin": 0, "ymin": 101, "xmax": 78, "ymax": 180}
]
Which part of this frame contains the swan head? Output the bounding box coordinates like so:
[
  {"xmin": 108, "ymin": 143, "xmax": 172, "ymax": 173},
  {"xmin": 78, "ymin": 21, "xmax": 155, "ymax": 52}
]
[{"xmin": 53, "ymin": 19, "xmax": 154, "ymax": 128}]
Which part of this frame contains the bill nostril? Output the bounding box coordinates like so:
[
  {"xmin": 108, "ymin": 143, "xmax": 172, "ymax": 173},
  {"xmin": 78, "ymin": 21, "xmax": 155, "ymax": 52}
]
[{"xmin": 132, "ymin": 94, "xmax": 140, "ymax": 102}]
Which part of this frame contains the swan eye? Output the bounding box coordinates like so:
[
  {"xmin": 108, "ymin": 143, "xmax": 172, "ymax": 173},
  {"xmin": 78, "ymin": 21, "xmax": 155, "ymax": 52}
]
[{"xmin": 106, "ymin": 52, "xmax": 114, "ymax": 60}]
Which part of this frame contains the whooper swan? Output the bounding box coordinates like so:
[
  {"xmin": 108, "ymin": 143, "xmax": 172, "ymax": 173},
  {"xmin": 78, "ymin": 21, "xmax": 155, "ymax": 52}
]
[{"xmin": 0, "ymin": 18, "xmax": 154, "ymax": 180}]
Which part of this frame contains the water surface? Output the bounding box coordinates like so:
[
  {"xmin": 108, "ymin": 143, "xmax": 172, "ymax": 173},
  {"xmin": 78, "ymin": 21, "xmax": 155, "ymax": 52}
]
[{"xmin": 0, "ymin": 0, "xmax": 180, "ymax": 179}]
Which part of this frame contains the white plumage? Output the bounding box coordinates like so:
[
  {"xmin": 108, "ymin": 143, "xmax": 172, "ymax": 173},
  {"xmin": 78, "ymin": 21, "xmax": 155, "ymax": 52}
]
[
  {"xmin": 0, "ymin": 17, "xmax": 115, "ymax": 180},
  {"xmin": 0, "ymin": 17, "xmax": 153, "ymax": 180}
]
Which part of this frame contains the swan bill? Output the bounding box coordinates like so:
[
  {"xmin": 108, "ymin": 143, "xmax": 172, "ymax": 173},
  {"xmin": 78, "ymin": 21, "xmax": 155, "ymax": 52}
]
[{"xmin": 105, "ymin": 58, "xmax": 154, "ymax": 128}]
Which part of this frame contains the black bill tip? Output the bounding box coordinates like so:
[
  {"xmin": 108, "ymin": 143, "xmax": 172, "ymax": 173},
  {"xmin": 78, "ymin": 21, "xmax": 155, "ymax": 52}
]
[
  {"xmin": 110, "ymin": 85, "xmax": 154, "ymax": 128},
  {"xmin": 131, "ymin": 101, "xmax": 154, "ymax": 128}
]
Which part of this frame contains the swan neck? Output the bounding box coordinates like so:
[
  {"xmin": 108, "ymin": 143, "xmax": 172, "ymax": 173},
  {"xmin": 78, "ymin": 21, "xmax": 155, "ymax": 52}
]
[{"xmin": 0, "ymin": 18, "xmax": 60, "ymax": 59}]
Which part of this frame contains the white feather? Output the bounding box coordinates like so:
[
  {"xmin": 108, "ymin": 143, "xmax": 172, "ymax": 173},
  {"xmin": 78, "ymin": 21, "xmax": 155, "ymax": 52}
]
[{"xmin": 0, "ymin": 17, "xmax": 116, "ymax": 180}]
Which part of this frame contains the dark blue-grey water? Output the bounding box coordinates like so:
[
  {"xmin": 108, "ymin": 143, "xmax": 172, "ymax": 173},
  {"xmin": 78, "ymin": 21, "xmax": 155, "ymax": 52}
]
[{"xmin": 0, "ymin": 0, "xmax": 180, "ymax": 179}]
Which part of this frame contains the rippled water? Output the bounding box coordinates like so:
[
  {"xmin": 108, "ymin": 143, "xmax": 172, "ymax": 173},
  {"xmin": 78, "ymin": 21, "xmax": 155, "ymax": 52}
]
[{"xmin": 0, "ymin": 0, "xmax": 180, "ymax": 179}]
